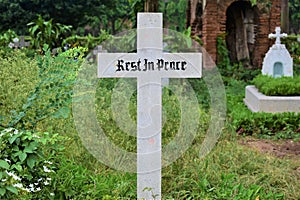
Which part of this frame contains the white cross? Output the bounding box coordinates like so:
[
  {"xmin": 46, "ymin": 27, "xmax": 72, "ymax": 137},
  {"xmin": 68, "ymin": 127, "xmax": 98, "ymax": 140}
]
[
  {"xmin": 98, "ymin": 13, "xmax": 202, "ymax": 199},
  {"xmin": 268, "ymin": 27, "xmax": 287, "ymax": 45}
]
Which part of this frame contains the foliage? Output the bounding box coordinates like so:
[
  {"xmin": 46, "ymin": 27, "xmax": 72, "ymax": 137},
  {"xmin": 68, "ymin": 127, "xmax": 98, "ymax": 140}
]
[
  {"xmin": 282, "ymin": 35, "xmax": 300, "ymax": 74},
  {"xmin": 63, "ymin": 30, "xmax": 111, "ymax": 50},
  {"xmin": 217, "ymin": 35, "xmax": 260, "ymax": 82},
  {"xmin": 158, "ymin": 0, "xmax": 187, "ymax": 32},
  {"xmin": 0, "ymin": 0, "xmax": 134, "ymax": 35},
  {"xmin": 0, "ymin": 49, "xmax": 39, "ymax": 129},
  {"xmin": 253, "ymin": 74, "xmax": 300, "ymax": 96},
  {"xmin": 164, "ymin": 27, "xmax": 198, "ymax": 52},
  {"xmin": 289, "ymin": 0, "xmax": 300, "ymax": 33},
  {"xmin": 0, "ymin": 128, "xmax": 65, "ymax": 199},
  {"xmin": 27, "ymin": 15, "xmax": 72, "ymax": 50},
  {"xmin": 0, "ymin": 29, "xmax": 18, "ymax": 47},
  {"xmin": 169, "ymin": 173, "xmax": 284, "ymax": 199},
  {"xmin": 0, "ymin": 45, "xmax": 82, "ymax": 130},
  {"xmin": 226, "ymin": 79, "xmax": 300, "ymax": 139}
]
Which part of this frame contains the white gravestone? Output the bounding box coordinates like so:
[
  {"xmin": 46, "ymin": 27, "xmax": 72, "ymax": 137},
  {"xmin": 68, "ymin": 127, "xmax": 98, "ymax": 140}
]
[
  {"xmin": 262, "ymin": 27, "xmax": 293, "ymax": 78},
  {"xmin": 98, "ymin": 13, "xmax": 202, "ymax": 199}
]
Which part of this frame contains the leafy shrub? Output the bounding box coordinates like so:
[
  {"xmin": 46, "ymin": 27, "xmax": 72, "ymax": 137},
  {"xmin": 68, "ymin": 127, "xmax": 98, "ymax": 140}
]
[
  {"xmin": 0, "ymin": 45, "xmax": 82, "ymax": 130},
  {"xmin": 27, "ymin": 15, "xmax": 72, "ymax": 50},
  {"xmin": 226, "ymin": 82, "xmax": 300, "ymax": 139},
  {"xmin": 253, "ymin": 74, "xmax": 300, "ymax": 96},
  {"xmin": 0, "ymin": 128, "xmax": 65, "ymax": 199},
  {"xmin": 0, "ymin": 29, "xmax": 18, "ymax": 47},
  {"xmin": 0, "ymin": 49, "xmax": 39, "ymax": 129},
  {"xmin": 63, "ymin": 30, "xmax": 110, "ymax": 50},
  {"xmin": 216, "ymin": 35, "xmax": 260, "ymax": 82}
]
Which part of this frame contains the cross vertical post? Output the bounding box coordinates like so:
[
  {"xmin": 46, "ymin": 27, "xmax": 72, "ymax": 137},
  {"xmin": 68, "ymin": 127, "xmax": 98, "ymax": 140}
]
[
  {"xmin": 268, "ymin": 27, "xmax": 287, "ymax": 45},
  {"xmin": 136, "ymin": 13, "xmax": 162, "ymax": 199},
  {"xmin": 98, "ymin": 13, "xmax": 202, "ymax": 200}
]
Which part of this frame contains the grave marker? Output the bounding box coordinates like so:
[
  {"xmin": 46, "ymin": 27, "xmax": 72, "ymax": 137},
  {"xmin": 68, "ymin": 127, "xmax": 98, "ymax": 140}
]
[
  {"xmin": 98, "ymin": 13, "xmax": 202, "ymax": 199},
  {"xmin": 262, "ymin": 27, "xmax": 293, "ymax": 78}
]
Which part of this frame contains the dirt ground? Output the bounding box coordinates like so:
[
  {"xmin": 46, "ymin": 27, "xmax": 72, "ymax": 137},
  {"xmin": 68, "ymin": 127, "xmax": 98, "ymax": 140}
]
[{"xmin": 240, "ymin": 138, "xmax": 300, "ymax": 160}]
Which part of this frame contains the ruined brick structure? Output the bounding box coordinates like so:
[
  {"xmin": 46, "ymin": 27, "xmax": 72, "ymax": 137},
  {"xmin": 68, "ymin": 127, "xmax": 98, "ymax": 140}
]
[{"xmin": 187, "ymin": 0, "xmax": 282, "ymax": 67}]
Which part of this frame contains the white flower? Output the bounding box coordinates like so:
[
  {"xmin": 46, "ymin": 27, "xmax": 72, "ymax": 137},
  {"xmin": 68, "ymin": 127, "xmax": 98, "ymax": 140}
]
[
  {"xmin": 8, "ymin": 42, "xmax": 14, "ymax": 48},
  {"xmin": 6, "ymin": 171, "xmax": 21, "ymax": 181},
  {"xmin": 13, "ymin": 183, "xmax": 23, "ymax": 188},
  {"xmin": 4, "ymin": 158, "xmax": 11, "ymax": 163},
  {"xmin": 13, "ymin": 37, "xmax": 19, "ymax": 43},
  {"xmin": 44, "ymin": 161, "xmax": 53, "ymax": 165},
  {"xmin": 29, "ymin": 184, "xmax": 34, "ymax": 188},
  {"xmin": 50, "ymin": 192, "xmax": 55, "ymax": 196},
  {"xmin": 12, "ymin": 174, "xmax": 21, "ymax": 181},
  {"xmin": 38, "ymin": 178, "xmax": 43, "ymax": 182},
  {"xmin": 13, "ymin": 129, "xmax": 19, "ymax": 134},
  {"xmin": 36, "ymin": 187, "xmax": 41, "ymax": 191},
  {"xmin": 46, "ymin": 177, "xmax": 52, "ymax": 181},
  {"xmin": 1, "ymin": 179, "xmax": 7, "ymax": 182},
  {"xmin": 44, "ymin": 181, "xmax": 49, "ymax": 185},
  {"xmin": 43, "ymin": 166, "xmax": 51, "ymax": 173},
  {"xmin": 23, "ymin": 188, "xmax": 30, "ymax": 192},
  {"xmin": 34, "ymin": 182, "xmax": 39, "ymax": 186},
  {"xmin": 4, "ymin": 128, "xmax": 14, "ymax": 133},
  {"xmin": 32, "ymin": 134, "xmax": 40, "ymax": 138}
]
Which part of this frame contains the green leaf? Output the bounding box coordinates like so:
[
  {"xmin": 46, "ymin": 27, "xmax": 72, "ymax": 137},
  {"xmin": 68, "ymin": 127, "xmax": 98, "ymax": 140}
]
[
  {"xmin": 6, "ymin": 186, "xmax": 18, "ymax": 195},
  {"xmin": 0, "ymin": 188, "xmax": 6, "ymax": 196},
  {"xmin": 0, "ymin": 160, "xmax": 10, "ymax": 170},
  {"xmin": 52, "ymin": 106, "xmax": 71, "ymax": 119},
  {"xmin": 27, "ymin": 155, "xmax": 36, "ymax": 169},
  {"xmin": 24, "ymin": 142, "xmax": 38, "ymax": 153},
  {"xmin": 18, "ymin": 152, "xmax": 27, "ymax": 162},
  {"xmin": 8, "ymin": 134, "xmax": 19, "ymax": 144},
  {"xmin": 11, "ymin": 164, "xmax": 22, "ymax": 172}
]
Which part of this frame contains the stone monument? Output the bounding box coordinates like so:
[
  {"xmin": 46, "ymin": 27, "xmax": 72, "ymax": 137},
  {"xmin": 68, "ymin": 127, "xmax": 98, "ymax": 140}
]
[
  {"xmin": 244, "ymin": 27, "xmax": 300, "ymax": 113},
  {"xmin": 262, "ymin": 27, "xmax": 293, "ymax": 78}
]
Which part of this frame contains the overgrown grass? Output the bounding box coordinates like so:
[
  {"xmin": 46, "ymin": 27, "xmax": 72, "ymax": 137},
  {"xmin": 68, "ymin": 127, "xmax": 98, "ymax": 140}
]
[{"xmin": 0, "ymin": 49, "xmax": 300, "ymax": 199}]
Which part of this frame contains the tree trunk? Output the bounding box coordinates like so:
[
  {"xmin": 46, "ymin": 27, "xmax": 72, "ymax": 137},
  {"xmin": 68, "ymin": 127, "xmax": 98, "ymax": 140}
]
[
  {"xmin": 144, "ymin": 0, "xmax": 159, "ymax": 12},
  {"xmin": 281, "ymin": 0, "xmax": 289, "ymax": 33}
]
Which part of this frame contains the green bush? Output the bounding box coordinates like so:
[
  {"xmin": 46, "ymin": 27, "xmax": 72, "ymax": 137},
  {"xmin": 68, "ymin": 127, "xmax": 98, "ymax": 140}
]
[
  {"xmin": 0, "ymin": 45, "xmax": 83, "ymax": 130},
  {"xmin": 0, "ymin": 49, "xmax": 39, "ymax": 128},
  {"xmin": 226, "ymin": 79, "xmax": 300, "ymax": 139},
  {"xmin": 27, "ymin": 15, "xmax": 72, "ymax": 50},
  {"xmin": 0, "ymin": 128, "xmax": 65, "ymax": 199},
  {"xmin": 253, "ymin": 74, "xmax": 300, "ymax": 96},
  {"xmin": 0, "ymin": 29, "xmax": 18, "ymax": 47}
]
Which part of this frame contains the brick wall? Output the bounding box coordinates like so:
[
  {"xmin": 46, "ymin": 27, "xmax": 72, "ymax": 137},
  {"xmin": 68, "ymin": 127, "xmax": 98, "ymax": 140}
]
[{"xmin": 189, "ymin": 0, "xmax": 282, "ymax": 68}]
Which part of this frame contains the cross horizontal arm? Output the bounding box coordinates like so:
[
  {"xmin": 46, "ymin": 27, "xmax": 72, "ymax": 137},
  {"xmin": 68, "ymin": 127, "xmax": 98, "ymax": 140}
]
[{"xmin": 98, "ymin": 53, "xmax": 202, "ymax": 78}]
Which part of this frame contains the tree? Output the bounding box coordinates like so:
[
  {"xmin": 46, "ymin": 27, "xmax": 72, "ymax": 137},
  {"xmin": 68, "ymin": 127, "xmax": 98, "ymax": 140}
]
[
  {"xmin": 144, "ymin": 0, "xmax": 159, "ymax": 12},
  {"xmin": 281, "ymin": 0, "xmax": 289, "ymax": 32}
]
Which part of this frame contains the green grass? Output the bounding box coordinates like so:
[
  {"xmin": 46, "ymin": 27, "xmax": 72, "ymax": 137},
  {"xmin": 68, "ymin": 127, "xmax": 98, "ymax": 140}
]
[{"xmin": 0, "ymin": 49, "xmax": 300, "ymax": 199}]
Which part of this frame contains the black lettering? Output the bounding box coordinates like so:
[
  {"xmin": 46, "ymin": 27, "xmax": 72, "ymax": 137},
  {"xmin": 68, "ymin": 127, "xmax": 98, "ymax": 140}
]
[
  {"xmin": 181, "ymin": 61, "xmax": 187, "ymax": 70},
  {"xmin": 131, "ymin": 61, "xmax": 137, "ymax": 71},
  {"xmin": 164, "ymin": 61, "xmax": 168, "ymax": 71},
  {"xmin": 148, "ymin": 61, "xmax": 155, "ymax": 70},
  {"xmin": 125, "ymin": 62, "xmax": 130, "ymax": 71},
  {"xmin": 143, "ymin": 59, "xmax": 148, "ymax": 71},
  {"xmin": 176, "ymin": 61, "xmax": 180, "ymax": 70},
  {"xmin": 137, "ymin": 59, "xmax": 142, "ymax": 71},
  {"xmin": 116, "ymin": 59, "xmax": 124, "ymax": 71},
  {"xmin": 170, "ymin": 61, "xmax": 176, "ymax": 70},
  {"xmin": 156, "ymin": 59, "xmax": 164, "ymax": 71}
]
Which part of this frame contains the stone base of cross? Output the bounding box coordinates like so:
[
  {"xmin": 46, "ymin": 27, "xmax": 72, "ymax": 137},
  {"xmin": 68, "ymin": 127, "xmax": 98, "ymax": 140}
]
[{"xmin": 98, "ymin": 13, "xmax": 202, "ymax": 199}]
